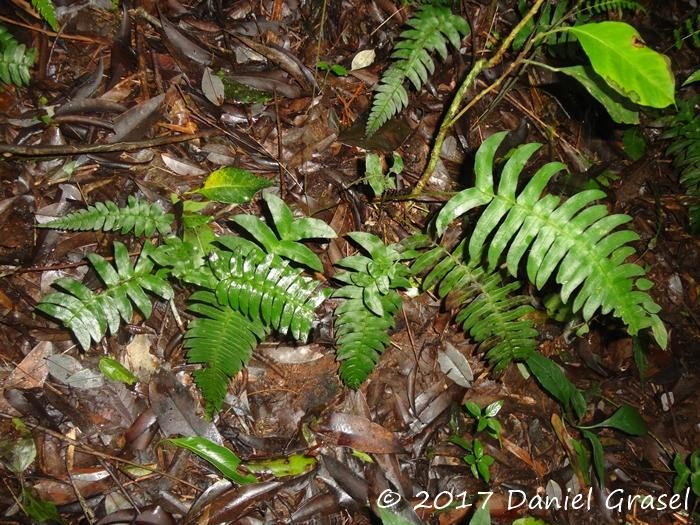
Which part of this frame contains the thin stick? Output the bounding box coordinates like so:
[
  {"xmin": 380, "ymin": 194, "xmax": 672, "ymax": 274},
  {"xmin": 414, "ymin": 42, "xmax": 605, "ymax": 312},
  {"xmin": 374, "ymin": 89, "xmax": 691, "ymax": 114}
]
[{"xmin": 411, "ymin": 0, "xmax": 547, "ymax": 195}]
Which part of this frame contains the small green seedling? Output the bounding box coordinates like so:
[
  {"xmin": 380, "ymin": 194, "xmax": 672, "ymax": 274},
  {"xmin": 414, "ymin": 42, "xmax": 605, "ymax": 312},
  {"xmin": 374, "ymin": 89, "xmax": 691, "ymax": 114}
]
[
  {"xmin": 464, "ymin": 400, "xmax": 503, "ymax": 442},
  {"xmin": 673, "ymin": 450, "xmax": 700, "ymax": 497},
  {"xmin": 316, "ymin": 60, "xmax": 348, "ymax": 77},
  {"xmin": 451, "ymin": 436, "xmax": 495, "ymax": 483}
]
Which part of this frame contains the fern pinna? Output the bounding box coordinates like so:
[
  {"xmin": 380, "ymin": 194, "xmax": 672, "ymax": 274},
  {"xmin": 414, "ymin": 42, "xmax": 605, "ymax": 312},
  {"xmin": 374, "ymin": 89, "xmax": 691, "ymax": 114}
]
[
  {"xmin": 332, "ymin": 232, "xmax": 411, "ymax": 388},
  {"xmin": 37, "ymin": 241, "xmax": 173, "ymax": 350},
  {"xmin": 39, "ymin": 196, "xmax": 174, "ymax": 237},
  {"xmin": 0, "ymin": 24, "xmax": 36, "ymax": 87},
  {"xmin": 365, "ymin": 4, "xmax": 470, "ymax": 137},
  {"xmin": 409, "ymin": 235, "xmax": 539, "ymax": 371},
  {"xmin": 435, "ymin": 131, "xmax": 667, "ymax": 348}
]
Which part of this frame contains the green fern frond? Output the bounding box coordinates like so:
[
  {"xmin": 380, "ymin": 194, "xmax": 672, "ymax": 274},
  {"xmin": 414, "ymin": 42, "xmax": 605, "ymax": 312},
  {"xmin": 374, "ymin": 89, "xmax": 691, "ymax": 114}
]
[
  {"xmin": 0, "ymin": 24, "xmax": 35, "ymax": 87},
  {"xmin": 411, "ymin": 237, "xmax": 538, "ymax": 371},
  {"xmin": 673, "ymin": 11, "xmax": 699, "ymax": 49},
  {"xmin": 578, "ymin": 0, "xmax": 644, "ymax": 15},
  {"xmin": 40, "ymin": 195, "xmax": 173, "ymax": 237},
  {"xmin": 185, "ymin": 291, "xmax": 269, "ymax": 418},
  {"xmin": 36, "ymin": 242, "xmax": 173, "ymax": 350},
  {"xmin": 332, "ymin": 232, "xmax": 411, "ymax": 388},
  {"xmin": 661, "ymin": 96, "xmax": 700, "ymax": 232},
  {"xmin": 211, "ymin": 241, "xmax": 328, "ymax": 341},
  {"xmin": 31, "ymin": 0, "xmax": 59, "ymax": 32},
  {"xmin": 365, "ymin": 4, "xmax": 470, "ymax": 137},
  {"xmin": 435, "ymin": 131, "xmax": 667, "ymax": 348}
]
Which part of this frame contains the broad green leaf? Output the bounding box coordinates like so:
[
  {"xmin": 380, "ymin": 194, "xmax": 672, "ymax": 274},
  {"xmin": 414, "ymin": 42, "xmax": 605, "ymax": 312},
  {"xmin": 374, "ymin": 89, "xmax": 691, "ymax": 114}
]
[
  {"xmin": 263, "ymin": 193, "xmax": 294, "ymax": 238},
  {"xmin": 287, "ymin": 217, "xmax": 337, "ymax": 241},
  {"xmin": 274, "ymin": 240, "xmax": 323, "ymax": 272},
  {"xmin": 194, "ymin": 167, "xmax": 273, "ymax": 204},
  {"xmin": 164, "ymin": 436, "xmax": 257, "ymax": 484},
  {"xmin": 579, "ymin": 404, "xmax": 647, "ymax": 435},
  {"xmin": 98, "ymin": 357, "xmax": 137, "ymax": 385},
  {"xmin": 375, "ymin": 508, "xmax": 418, "ymax": 525},
  {"xmin": 484, "ymin": 400, "xmax": 504, "ymax": 418},
  {"xmin": 232, "ymin": 215, "xmax": 279, "ymax": 253},
  {"xmin": 469, "ymin": 507, "xmax": 491, "ymax": 525},
  {"xmin": 21, "ymin": 488, "xmax": 64, "ymax": 525},
  {"xmin": 525, "ymin": 353, "xmax": 586, "ymax": 419},
  {"xmin": 557, "ymin": 65, "xmax": 639, "ymax": 124},
  {"xmin": 244, "ymin": 454, "xmax": 317, "ymax": 477},
  {"xmin": 566, "ymin": 22, "xmax": 674, "ymax": 108}
]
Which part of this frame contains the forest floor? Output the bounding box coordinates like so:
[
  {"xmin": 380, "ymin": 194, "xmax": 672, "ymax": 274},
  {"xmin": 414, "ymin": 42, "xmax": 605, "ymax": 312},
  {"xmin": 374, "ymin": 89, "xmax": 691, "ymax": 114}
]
[{"xmin": 0, "ymin": 0, "xmax": 698, "ymax": 524}]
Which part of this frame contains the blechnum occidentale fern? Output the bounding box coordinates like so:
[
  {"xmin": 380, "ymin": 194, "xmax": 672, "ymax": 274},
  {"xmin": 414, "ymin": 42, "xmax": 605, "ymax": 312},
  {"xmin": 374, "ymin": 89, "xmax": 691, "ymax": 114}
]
[
  {"xmin": 0, "ymin": 24, "xmax": 36, "ymax": 87},
  {"xmin": 365, "ymin": 4, "xmax": 470, "ymax": 137},
  {"xmin": 36, "ymin": 132, "xmax": 667, "ymax": 418}
]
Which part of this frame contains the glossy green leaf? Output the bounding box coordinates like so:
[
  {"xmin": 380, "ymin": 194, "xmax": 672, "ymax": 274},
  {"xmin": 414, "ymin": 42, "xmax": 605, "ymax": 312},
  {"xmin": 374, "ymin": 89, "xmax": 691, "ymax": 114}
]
[
  {"xmin": 244, "ymin": 454, "xmax": 317, "ymax": 477},
  {"xmin": 164, "ymin": 436, "xmax": 257, "ymax": 484},
  {"xmin": 195, "ymin": 167, "xmax": 273, "ymax": 204},
  {"xmin": 98, "ymin": 357, "xmax": 137, "ymax": 385},
  {"xmin": 557, "ymin": 65, "xmax": 639, "ymax": 124},
  {"xmin": 469, "ymin": 507, "xmax": 491, "ymax": 525},
  {"xmin": 566, "ymin": 22, "xmax": 674, "ymax": 108},
  {"xmin": 682, "ymin": 69, "xmax": 700, "ymax": 86},
  {"xmin": 579, "ymin": 404, "xmax": 647, "ymax": 435}
]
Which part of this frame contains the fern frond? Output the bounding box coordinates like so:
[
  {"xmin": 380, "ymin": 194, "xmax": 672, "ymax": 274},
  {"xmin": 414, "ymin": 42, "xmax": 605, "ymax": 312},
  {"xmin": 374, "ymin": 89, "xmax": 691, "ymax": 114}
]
[
  {"xmin": 365, "ymin": 5, "xmax": 470, "ymax": 137},
  {"xmin": 661, "ymin": 96, "xmax": 700, "ymax": 232},
  {"xmin": 579, "ymin": 0, "xmax": 644, "ymax": 15},
  {"xmin": 210, "ymin": 243, "xmax": 328, "ymax": 341},
  {"xmin": 185, "ymin": 291, "xmax": 268, "ymax": 418},
  {"xmin": 673, "ymin": 11, "xmax": 700, "ymax": 49},
  {"xmin": 40, "ymin": 195, "xmax": 173, "ymax": 237},
  {"xmin": 36, "ymin": 242, "xmax": 173, "ymax": 350},
  {"xmin": 31, "ymin": 0, "xmax": 59, "ymax": 32},
  {"xmin": 332, "ymin": 232, "xmax": 411, "ymax": 388},
  {"xmin": 435, "ymin": 131, "xmax": 667, "ymax": 348},
  {"xmin": 0, "ymin": 24, "xmax": 35, "ymax": 87},
  {"xmin": 334, "ymin": 287, "xmax": 402, "ymax": 388},
  {"xmin": 411, "ymin": 238, "xmax": 538, "ymax": 371}
]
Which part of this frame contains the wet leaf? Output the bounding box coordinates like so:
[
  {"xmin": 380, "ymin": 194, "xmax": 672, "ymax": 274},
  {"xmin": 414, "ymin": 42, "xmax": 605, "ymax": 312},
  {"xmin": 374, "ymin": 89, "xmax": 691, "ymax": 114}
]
[
  {"xmin": 98, "ymin": 357, "xmax": 137, "ymax": 385},
  {"xmin": 316, "ymin": 412, "xmax": 404, "ymax": 453},
  {"xmin": 437, "ymin": 342, "xmax": 473, "ymax": 387},
  {"xmin": 164, "ymin": 436, "xmax": 257, "ymax": 484},
  {"xmin": 194, "ymin": 167, "xmax": 273, "ymax": 204},
  {"xmin": 244, "ymin": 453, "xmax": 317, "ymax": 477},
  {"xmin": 202, "ymin": 67, "xmax": 225, "ymax": 106}
]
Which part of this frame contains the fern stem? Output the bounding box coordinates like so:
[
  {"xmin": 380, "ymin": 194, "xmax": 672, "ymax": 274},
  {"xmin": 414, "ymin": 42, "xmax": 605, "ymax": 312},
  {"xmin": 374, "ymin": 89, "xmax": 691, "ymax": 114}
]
[{"xmin": 412, "ymin": 0, "xmax": 547, "ymax": 195}]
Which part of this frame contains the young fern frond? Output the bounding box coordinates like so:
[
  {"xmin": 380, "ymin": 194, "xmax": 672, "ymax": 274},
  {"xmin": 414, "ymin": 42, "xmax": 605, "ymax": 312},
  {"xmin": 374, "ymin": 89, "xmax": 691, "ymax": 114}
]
[
  {"xmin": 40, "ymin": 196, "xmax": 174, "ymax": 237},
  {"xmin": 672, "ymin": 11, "xmax": 699, "ymax": 49},
  {"xmin": 185, "ymin": 291, "xmax": 269, "ymax": 418},
  {"xmin": 410, "ymin": 236, "xmax": 538, "ymax": 371},
  {"xmin": 365, "ymin": 5, "xmax": 470, "ymax": 137},
  {"xmin": 36, "ymin": 242, "xmax": 173, "ymax": 350},
  {"xmin": 332, "ymin": 232, "xmax": 411, "ymax": 388},
  {"xmin": 577, "ymin": 0, "xmax": 644, "ymax": 15},
  {"xmin": 435, "ymin": 131, "xmax": 667, "ymax": 348},
  {"xmin": 0, "ymin": 24, "xmax": 36, "ymax": 86},
  {"xmin": 211, "ymin": 237, "xmax": 328, "ymax": 341}
]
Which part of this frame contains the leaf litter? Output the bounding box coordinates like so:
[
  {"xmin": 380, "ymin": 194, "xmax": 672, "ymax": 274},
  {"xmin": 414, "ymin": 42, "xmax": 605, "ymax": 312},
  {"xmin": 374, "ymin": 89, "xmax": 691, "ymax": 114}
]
[{"xmin": 0, "ymin": 0, "xmax": 698, "ymax": 524}]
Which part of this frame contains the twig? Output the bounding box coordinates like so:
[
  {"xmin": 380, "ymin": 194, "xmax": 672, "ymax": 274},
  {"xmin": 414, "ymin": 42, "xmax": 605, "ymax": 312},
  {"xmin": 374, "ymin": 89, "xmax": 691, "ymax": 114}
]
[
  {"xmin": 412, "ymin": 0, "xmax": 547, "ymax": 195},
  {"xmin": 0, "ymin": 130, "xmax": 220, "ymax": 158}
]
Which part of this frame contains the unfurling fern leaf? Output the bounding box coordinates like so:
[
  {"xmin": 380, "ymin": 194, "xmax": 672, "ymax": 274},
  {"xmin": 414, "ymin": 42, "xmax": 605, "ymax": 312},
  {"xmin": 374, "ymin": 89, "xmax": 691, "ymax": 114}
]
[
  {"xmin": 333, "ymin": 232, "xmax": 411, "ymax": 388},
  {"xmin": 185, "ymin": 291, "xmax": 269, "ymax": 418},
  {"xmin": 365, "ymin": 5, "xmax": 470, "ymax": 137},
  {"xmin": 410, "ymin": 236, "xmax": 538, "ymax": 371},
  {"xmin": 40, "ymin": 195, "xmax": 174, "ymax": 237},
  {"xmin": 435, "ymin": 131, "xmax": 667, "ymax": 348},
  {"xmin": 0, "ymin": 24, "xmax": 36, "ymax": 87},
  {"xmin": 36, "ymin": 242, "xmax": 173, "ymax": 350}
]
